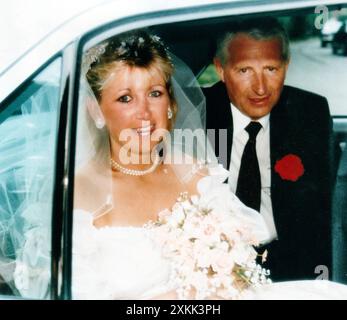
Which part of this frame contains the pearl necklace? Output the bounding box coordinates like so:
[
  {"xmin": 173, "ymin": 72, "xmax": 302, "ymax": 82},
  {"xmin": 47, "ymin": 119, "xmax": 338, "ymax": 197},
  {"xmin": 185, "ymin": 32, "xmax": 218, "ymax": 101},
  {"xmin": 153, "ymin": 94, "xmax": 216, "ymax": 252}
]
[{"xmin": 110, "ymin": 151, "xmax": 161, "ymax": 176}]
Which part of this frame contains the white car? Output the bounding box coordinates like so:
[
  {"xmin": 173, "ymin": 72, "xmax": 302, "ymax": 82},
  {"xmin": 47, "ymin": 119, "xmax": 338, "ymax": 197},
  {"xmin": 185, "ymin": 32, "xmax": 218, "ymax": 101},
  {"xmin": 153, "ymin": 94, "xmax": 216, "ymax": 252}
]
[
  {"xmin": 0, "ymin": 0, "xmax": 347, "ymax": 300},
  {"xmin": 321, "ymin": 16, "xmax": 343, "ymax": 47}
]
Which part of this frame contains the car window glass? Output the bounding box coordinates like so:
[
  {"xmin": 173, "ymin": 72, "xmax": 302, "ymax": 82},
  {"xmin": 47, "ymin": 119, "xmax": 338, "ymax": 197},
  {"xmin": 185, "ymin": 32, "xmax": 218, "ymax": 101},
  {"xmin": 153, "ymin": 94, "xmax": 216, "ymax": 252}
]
[{"xmin": 0, "ymin": 58, "xmax": 62, "ymax": 299}]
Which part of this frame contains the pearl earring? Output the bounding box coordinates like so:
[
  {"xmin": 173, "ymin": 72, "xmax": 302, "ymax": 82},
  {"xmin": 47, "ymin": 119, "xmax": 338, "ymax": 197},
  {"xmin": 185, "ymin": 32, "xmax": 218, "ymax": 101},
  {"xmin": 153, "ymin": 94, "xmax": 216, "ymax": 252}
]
[
  {"xmin": 167, "ymin": 107, "xmax": 173, "ymax": 120},
  {"xmin": 95, "ymin": 118, "xmax": 105, "ymax": 129}
]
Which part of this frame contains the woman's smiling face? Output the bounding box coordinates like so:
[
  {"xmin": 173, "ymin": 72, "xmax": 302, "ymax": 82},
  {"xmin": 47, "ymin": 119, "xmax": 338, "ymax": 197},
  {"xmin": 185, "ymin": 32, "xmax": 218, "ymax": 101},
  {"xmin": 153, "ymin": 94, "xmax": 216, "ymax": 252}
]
[{"xmin": 99, "ymin": 63, "xmax": 170, "ymax": 160}]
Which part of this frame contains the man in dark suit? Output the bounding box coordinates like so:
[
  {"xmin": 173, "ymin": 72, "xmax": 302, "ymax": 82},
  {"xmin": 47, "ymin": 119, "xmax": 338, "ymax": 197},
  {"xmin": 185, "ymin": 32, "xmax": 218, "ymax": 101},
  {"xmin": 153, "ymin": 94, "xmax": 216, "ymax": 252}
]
[{"xmin": 204, "ymin": 18, "xmax": 335, "ymax": 281}]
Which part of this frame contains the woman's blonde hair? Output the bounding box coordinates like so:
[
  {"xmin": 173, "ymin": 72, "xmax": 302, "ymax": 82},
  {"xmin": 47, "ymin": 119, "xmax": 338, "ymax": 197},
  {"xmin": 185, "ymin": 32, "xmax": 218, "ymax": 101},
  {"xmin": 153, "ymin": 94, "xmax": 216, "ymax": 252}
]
[{"xmin": 86, "ymin": 30, "xmax": 178, "ymax": 129}]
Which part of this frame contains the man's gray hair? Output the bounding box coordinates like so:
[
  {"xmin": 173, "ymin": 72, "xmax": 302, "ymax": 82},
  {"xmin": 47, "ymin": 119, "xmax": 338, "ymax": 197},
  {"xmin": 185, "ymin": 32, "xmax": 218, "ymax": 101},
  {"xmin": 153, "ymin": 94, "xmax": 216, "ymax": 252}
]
[{"xmin": 215, "ymin": 18, "xmax": 290, "ymax": 65}]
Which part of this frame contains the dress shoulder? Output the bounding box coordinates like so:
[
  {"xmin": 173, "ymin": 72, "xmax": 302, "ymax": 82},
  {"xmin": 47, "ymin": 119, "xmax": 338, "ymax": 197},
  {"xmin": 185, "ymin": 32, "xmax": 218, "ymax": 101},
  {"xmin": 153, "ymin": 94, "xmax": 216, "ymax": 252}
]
[{"xmin": 195, "ymin": 164, "xmax": 272, "ymax": 245}]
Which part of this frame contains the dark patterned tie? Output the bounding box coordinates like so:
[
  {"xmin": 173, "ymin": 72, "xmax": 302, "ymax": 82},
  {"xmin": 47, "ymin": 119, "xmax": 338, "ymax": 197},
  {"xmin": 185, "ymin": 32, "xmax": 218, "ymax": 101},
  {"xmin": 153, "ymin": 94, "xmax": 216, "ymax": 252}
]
[{"xmin": 236, "ymin": 121, "xmax": 262, "ymax": 212}]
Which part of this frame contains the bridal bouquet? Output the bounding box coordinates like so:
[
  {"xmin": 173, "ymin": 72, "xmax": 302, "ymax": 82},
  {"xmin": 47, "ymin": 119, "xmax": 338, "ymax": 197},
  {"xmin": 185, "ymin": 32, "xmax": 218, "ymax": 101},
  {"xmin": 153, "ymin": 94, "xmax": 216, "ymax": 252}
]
[{"xmin": 147, "ymin": 186, "xmax": 271, "ymax": 300}]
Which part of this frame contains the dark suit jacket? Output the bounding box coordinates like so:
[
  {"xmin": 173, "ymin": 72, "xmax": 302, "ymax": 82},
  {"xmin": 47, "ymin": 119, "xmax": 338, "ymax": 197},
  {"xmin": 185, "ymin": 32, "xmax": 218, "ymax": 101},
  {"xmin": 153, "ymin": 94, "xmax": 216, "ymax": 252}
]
[
  {"xmin": 332, "ymin": 141, "xmax": 347, "ymax": 284},
  {"xmin": 204, "ymin": 81, "xmax": 334, "ymax": 281}
]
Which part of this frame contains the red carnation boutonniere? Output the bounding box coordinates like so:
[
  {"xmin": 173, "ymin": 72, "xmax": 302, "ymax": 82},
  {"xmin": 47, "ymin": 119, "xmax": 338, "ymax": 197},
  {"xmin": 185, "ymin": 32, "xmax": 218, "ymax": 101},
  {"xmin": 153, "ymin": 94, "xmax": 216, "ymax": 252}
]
[{"xmin": 274, "ymin": 154, "xmax": 304, "ymax": 182}]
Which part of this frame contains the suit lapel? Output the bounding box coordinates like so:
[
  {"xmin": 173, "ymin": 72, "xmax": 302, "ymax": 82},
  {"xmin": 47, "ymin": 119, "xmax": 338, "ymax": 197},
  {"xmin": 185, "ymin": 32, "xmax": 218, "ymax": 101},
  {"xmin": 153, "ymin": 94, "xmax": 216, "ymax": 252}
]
[
  {"xmin": 269, "ymin": 86, "xmax": 296, "ymax": 236},
  {"xmin": 210, "ymin": 82, "xmax": 233, "ymax": 169}
]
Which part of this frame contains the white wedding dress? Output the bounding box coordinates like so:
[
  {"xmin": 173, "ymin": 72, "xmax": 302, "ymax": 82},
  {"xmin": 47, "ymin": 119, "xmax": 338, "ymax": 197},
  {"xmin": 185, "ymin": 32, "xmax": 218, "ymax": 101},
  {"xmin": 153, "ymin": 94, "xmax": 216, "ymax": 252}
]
[
  {"xmin": 72, "ymin": 210, "xmax": 347, "ymax": 300},
  {"xmin": 72, "ymin": 167, "xmax": 347, "ymax": 300}
]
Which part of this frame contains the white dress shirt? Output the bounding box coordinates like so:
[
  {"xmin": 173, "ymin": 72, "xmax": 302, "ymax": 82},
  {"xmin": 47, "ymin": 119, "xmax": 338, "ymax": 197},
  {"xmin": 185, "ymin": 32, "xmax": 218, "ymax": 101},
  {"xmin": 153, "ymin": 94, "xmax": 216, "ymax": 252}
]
[{"xmin": 228, "ymin": 103, "xmax": 278, "ymax": 242}]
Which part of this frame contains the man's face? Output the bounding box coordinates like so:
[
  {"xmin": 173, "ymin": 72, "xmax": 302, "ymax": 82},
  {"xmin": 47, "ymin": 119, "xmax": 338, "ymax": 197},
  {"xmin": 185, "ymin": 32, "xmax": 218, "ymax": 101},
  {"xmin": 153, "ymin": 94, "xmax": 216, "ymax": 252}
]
[{"xmin": 214, "ymin": 34, "xmax": 289, "ymax": 120}]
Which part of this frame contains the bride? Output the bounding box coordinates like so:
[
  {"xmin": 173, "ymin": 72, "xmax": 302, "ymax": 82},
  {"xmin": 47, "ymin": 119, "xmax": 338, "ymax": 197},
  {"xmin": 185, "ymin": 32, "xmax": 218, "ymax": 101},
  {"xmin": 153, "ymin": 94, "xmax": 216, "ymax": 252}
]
[{"xmin": 11, "ymin": 30, "xmax": 347, "ymax": 300}]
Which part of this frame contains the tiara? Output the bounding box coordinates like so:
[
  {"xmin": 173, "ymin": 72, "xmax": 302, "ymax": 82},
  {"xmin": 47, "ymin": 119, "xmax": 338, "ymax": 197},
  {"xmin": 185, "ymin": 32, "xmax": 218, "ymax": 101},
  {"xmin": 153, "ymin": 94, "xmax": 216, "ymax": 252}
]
[
  {"xmin": 82, "ymin": 42, "xmax": 108, "ymax": 74},
  {"xmin": 82, "ymin": 34, "xmax": 170, "ymax": 74},
  {"xmin": 116, "ymin": 34, "xmax": 168, "ymax": 56}
]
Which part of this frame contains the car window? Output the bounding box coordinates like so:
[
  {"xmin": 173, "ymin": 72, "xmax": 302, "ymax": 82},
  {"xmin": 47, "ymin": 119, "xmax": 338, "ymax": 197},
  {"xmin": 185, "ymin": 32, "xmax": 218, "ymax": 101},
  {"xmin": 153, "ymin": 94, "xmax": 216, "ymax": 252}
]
[
  {"xmin": 0, "ymin": 58, "xmax": 62, "ymax": 299},
  {"xmin": 70, "ymin": 4, "xmax": 347, "ymax": 299}
]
